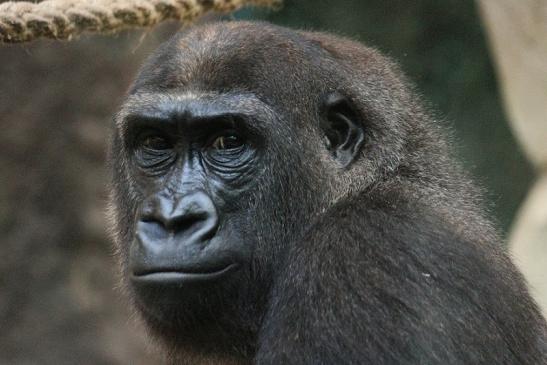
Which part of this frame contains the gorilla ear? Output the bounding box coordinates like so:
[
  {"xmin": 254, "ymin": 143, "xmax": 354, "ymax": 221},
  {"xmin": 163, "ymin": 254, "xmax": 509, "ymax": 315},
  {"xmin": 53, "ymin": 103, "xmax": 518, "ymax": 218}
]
[{"xmin": 320, "ymin": 92, "xmax": 365, "ymax": 168}]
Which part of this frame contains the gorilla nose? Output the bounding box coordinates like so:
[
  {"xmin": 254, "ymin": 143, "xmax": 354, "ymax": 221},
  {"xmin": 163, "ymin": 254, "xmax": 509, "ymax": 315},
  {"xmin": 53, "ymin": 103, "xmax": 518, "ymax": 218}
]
[{"xmin": 137, "ymin": 191, "xmax": 219, "ymax": 243}]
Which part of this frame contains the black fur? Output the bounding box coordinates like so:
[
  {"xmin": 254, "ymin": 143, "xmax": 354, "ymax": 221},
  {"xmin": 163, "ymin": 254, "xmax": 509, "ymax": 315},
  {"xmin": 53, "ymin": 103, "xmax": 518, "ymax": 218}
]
[{"xmin": 108, "ymin": 21, "xmax": 547, "ymax": 364}]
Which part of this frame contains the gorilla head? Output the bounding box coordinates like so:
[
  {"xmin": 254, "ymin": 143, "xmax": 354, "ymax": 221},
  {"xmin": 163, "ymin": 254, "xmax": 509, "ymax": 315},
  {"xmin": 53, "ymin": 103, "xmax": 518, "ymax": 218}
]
[{"xmin": 108, "ymin": 21, "xmax": 547, "ymax": 364}]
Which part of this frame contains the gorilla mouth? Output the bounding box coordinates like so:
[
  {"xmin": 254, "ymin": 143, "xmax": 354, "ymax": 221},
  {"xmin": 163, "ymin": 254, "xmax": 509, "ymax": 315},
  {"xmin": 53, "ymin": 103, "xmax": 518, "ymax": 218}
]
[{"xmin": 131, "ymin": 263, "xmax": 241, "ymax": 284}]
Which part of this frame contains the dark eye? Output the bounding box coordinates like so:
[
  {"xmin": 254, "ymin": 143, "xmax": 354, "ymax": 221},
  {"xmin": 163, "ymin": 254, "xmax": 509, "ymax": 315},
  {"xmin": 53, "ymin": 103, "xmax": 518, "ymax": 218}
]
[
  {"xmin": 133, "ymin": 133, "xmax": 175, "ymax": 175},
  {"xmin": 210, "ymin": 134, "xmax": 245, "ymax": 151},
  {"xmin": 202, "ymin": 130, "xmax": 256, "ymax": 177},
  {"xmin": 140, "ymin": 135, "xmax": 172, "ymax": 150}
]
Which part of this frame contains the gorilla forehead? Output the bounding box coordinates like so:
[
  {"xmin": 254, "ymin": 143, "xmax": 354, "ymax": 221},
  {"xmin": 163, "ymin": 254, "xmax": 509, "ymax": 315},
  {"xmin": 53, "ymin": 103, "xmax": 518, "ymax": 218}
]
[
  {"xmin": 131, "ymin": 21, "xmax": 334, "ymax": 102},
  {"xmin": 116, "ymin": 90, "xmax": 279, "ymax": 135}
]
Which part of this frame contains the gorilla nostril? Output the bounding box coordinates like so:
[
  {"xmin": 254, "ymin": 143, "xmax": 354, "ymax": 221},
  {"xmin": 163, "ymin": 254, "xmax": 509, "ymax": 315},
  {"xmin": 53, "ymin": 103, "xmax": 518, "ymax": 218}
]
[{"xmin": 166, "ymin": 212, "xmax": 208, "ymax": 234}]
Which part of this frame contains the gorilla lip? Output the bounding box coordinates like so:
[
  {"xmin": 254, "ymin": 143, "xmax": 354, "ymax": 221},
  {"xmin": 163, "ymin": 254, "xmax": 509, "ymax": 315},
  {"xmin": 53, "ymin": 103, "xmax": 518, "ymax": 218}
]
[{"xmin": 131, "ymin": 263, "xmax": 240, "ymax": 283}]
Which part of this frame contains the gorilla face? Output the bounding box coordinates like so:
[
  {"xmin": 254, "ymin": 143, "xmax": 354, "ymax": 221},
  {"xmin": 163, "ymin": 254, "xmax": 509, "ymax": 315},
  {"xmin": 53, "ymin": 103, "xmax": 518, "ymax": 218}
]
[
  {"xmin": 114, "ymin": 92, "xmax": 306, "ymax": 335},
  {"xmin": 124, "ymin": 95, "xmax": 265, "ymax": 321}
]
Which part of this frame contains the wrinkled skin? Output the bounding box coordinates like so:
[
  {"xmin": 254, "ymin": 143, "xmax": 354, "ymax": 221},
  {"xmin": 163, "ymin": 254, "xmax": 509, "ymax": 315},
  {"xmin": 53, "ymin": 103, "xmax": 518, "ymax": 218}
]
[{"xmin": 108, "ymin": 21, "xmax": 547, "ymax": 364}]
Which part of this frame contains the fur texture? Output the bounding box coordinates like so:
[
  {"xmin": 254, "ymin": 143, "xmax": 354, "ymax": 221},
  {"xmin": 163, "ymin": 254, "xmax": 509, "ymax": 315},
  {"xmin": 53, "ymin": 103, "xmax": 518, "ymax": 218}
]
[{"xmin": 108, "ymin": 21, "xmax": 547, "ymax": 364}]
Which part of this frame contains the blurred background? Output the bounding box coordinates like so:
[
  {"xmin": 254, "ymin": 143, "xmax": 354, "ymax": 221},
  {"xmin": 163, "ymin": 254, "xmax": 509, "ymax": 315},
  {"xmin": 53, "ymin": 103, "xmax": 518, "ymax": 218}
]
[{"xmin": 0, "ymin": 0, "xmax": 544, "ymax": 363}]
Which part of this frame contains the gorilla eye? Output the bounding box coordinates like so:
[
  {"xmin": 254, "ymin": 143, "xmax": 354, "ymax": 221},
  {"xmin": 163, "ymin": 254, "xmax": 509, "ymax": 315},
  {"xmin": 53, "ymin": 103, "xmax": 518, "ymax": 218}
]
[
  {"xmin": 133, "ymin": 132, "xmax": 175, "ymax": 174},
  {"xmin": 210, "ymin": 134, "xmax": 245, "ymax": 151},
  {"xmin": 140, "ymin": 135, "xmax": 172, "ymax": 151},
  {"xmin": 203, "ymin": 131, "xmax": 254, "ymax": 173}
]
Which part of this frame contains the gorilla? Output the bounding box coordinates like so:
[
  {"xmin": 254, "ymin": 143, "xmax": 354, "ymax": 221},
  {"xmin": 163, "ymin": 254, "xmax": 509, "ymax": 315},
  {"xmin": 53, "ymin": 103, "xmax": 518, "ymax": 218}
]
[{"xmin": 108, "ymin": 21, "xmax": 547, "ymax": 364}]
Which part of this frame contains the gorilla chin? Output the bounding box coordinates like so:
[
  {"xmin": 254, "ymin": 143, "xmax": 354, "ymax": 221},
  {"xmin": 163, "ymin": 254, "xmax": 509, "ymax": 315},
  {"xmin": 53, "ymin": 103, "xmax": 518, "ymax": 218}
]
[{"xmin": 130, "ymin": 260, "xmax": 246, "ymax": 327}]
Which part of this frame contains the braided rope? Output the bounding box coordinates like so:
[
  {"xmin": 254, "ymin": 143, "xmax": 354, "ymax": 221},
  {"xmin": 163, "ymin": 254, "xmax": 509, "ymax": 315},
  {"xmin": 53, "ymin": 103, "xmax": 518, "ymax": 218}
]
[{"xmin": 0, "ymin": 0, "xmax": 281, "ymax": 43}]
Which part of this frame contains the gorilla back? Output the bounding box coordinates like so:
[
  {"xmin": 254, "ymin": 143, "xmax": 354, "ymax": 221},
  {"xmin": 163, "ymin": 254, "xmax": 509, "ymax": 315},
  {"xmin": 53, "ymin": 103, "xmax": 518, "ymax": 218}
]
[{"xmin": 108, "ymin": 21, "xmax": 547, "ymax": 364}]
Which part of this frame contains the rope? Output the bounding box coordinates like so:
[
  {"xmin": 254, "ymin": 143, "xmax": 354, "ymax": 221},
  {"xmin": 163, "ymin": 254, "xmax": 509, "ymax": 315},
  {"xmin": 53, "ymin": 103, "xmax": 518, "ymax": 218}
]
[{"xmin": 0, "ymin": 0, "xmax": 281, "ymax": 43}]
